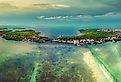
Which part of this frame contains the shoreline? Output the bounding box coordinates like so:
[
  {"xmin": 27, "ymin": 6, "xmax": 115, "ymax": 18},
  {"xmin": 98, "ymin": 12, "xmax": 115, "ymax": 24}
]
[{"xmin": 1, "ymin": 28, "xmax": 121, "ymax": 46}]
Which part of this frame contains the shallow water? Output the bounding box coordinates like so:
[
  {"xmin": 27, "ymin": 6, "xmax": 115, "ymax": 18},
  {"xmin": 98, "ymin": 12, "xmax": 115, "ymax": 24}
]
[
  {"xmin": 89, "ymin": 42, "xmax": 121, "ymax": 82},
  {"xmin": 1, "ymin": 38, "xmax": 121, "ymax": 82}
]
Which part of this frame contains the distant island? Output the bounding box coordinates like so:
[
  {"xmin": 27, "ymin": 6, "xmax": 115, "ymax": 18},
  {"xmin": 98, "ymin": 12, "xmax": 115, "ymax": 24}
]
[{"xmin": 1, "ymin": 28, "xmax": 121, "ymax": 46}]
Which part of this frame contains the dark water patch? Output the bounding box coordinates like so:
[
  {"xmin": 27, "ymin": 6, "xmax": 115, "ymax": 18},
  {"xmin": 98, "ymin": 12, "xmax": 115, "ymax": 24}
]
[{"xmin": 0, "ymin": 52, "xmax": 40, "ymax": 82}]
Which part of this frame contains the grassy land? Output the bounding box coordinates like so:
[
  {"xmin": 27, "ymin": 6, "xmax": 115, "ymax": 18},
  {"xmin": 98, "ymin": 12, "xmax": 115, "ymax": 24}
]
[
  {"xmin": 3, "ymin": 30, "xmax": 39, "ymax": 41},
  {"xmin": 59, "ymin": 30, "xmax": 117, "ymax": 40}
]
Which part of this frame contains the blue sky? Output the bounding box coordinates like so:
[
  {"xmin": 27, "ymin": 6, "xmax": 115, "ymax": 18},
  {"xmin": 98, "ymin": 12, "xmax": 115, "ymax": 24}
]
[{"xmin": 0, "ymin": 0, "xmax": 121, "ymax": 26}]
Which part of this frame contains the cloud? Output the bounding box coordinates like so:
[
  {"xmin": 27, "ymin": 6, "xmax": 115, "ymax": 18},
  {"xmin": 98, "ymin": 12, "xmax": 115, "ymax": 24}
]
[
  {"xmin": 0, "ymin": 0, "xmax": 121, "ymax": 19},
  {"xmin": 0, "ymin": 2, "xmax": 71, "ymax": 13},
  {"xmin": 94, "ymin": 12, "xmax": 121, "ymax": 17},
  {"xmin": 0, "ymin": 3, "xmax": 17, "ymax": 12},
  {"xmin": 37, "ymin": 15, "xmax": 92, "ymax": 20},
  {"xmin": 31, "ymin": 4, "xmax": 71, "ymax": 9},
  {"xmin": 37, "ymin": 12, "xmax": 121, "ymax": 20},
  {"xmin": 100, "ymin": 0, "xmax": 121, "ymax": 6},
  {"xmin": 53, "ymin": 4, "xmax": 70, "ymax": 8},
  {"xmin": 37, "ymin": 15, "xmax": 72, "ymax": 20}
]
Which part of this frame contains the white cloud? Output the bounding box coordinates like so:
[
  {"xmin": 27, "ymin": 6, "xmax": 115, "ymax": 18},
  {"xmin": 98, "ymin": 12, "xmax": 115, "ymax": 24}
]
[
  {"xmin": 76, "ymin": 15, "xmax": 92, "ymax": 18},
  {"xmin": 37, "ymin": 12, "xmax": 121, "ymax": 20},
  {"xmin": 52, "ymin": 4, "xmax": 70, "ymax": 8},
  {"xmin": 37, "ymin": 16, "xmax": 46, "ymax": 19},
  {"xmin": 94, "ymin": 12, "xmax": 121, "ymax": 17},
  {"xmin": 37, "ymin": 15, "xmax": 93, "ymax": 20},
  {"xmin": 37, "ymin": 16, "xmax": 72, "ymax": 20},
  {"xmin": 32, "ymin": 4, "xmax": 71, "ymax": 9}
]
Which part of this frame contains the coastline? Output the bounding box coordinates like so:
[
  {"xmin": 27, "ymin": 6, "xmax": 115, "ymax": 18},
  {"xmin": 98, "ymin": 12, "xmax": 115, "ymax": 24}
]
[{"xmin": 1, "ymin": 28, "xmax": 121, "ymax": 46}]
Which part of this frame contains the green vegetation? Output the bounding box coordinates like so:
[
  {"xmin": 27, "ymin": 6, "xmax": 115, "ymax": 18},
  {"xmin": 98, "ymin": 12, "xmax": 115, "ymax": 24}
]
[
  {"xmin": 79, "ymin": 31, "xmax": 116, "ymax": 39},
  {"xmin": 59, "ymin": 30, "xmax": 117, "ymax": 40},
  {"xmin": 1, "ymin": 30, "xmax": 49, "ymax": 43},
  {"xmin": 3, "ymin": 30, "xmax": 39, "ymax": 41},
  {"xmin": 0, "ymin": 29, "xmax": 121, "ymax": 44}
]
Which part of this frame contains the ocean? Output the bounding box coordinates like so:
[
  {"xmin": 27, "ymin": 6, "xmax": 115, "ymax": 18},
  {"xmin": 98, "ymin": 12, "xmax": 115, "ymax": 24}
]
[{"xmin": 0, "ymin": 25, "xmax": 121, "ymax": 82}]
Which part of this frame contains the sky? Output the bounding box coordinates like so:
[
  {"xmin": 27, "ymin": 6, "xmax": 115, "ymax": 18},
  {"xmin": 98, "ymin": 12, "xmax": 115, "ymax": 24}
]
[{"xmin": 0, "ymin": 0, "xmax": 121, "ymax": 26}]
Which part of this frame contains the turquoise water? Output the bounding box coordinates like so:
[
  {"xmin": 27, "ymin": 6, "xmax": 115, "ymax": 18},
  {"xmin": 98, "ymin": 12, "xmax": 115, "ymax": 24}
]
[
  {"xmin": 1, "ymin": 38, "xmax": 121, "ymax": 82},
  {"xmin": 88, "ymin": 42, "xmax": 121, "ymax": 82},
  {"xmin": 1, "ymin": 26, "xmax": 121, "ymax": 82}
]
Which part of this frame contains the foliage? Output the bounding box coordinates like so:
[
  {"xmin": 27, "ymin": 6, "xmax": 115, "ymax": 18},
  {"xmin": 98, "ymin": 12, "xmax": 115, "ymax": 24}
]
[
  {"xmin": 3, "ymin": 31, "xmax": 39, "ymax": 41},
  {"xmin": 59, "ymin": 30, "xmax": 117, "ymax": 40}
]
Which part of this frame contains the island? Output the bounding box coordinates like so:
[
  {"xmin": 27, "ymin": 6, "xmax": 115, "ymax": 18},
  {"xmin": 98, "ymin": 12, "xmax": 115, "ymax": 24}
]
[
  {"xmin": 0, "ymin": 30, "xmax": 50, "ymax": 43},
  {"xmin": 53, "ymin": 29, "xmax": 121, "ymax": 46},
  {"xmin": 1, "ymin": 28, "xmax": 121, "ymax": 46}
]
